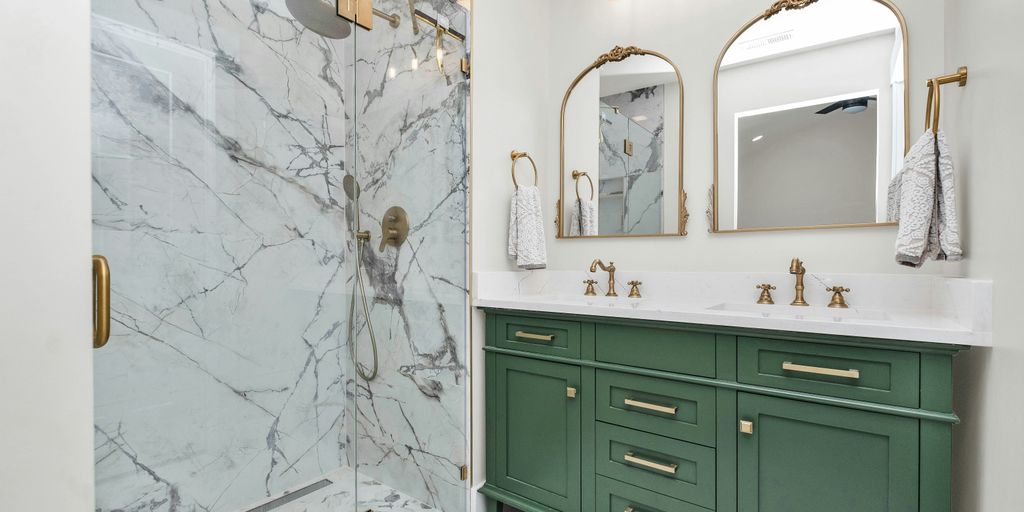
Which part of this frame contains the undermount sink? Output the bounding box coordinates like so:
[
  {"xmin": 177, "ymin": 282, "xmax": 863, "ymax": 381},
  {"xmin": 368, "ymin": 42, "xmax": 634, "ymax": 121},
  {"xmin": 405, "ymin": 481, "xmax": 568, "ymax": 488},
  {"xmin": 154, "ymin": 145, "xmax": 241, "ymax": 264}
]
[{"xmin": 706, "ymin": 302, "xmax": 890, "ymax": 322}]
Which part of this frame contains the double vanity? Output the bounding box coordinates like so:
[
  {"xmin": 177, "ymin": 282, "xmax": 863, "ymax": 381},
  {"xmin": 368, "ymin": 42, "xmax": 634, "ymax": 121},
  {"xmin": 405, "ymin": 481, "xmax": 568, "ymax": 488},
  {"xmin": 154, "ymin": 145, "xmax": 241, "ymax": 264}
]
[{"xmin": 477, "ymin": 270, "xmax": 990, "ymax": 512}]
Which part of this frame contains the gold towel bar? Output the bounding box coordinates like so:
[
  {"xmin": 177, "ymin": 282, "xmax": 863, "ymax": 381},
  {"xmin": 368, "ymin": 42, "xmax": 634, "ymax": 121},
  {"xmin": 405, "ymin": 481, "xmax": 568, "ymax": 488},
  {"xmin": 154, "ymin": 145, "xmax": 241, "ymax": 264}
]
[
  {"xmin": 925, "ymin": 66, "xmax": 968, "ymax": 134},
  {"xmin": 510, "ymin": 150, "xmax": 539, "ymax": 188},
  {"xmin": 571, "ymin": 170, "xmax": 595, "ymax": 201}
]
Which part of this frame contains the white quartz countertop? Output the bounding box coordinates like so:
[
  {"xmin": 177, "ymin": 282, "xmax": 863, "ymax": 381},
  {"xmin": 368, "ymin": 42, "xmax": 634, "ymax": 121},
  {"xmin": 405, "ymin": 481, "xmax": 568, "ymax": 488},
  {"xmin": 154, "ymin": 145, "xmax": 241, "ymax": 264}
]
[{"xmin": 474, "ymin": 271, "xmax": 993, "ymax": 347}]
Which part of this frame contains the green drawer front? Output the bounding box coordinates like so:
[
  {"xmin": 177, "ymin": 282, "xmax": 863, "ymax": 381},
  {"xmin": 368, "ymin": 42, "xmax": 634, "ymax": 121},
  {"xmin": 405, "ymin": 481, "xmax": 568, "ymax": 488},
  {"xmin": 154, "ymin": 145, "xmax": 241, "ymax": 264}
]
[
  {"xmin": 596, "ymin": 370, "xmax": 716, "ymax": 447},
  {"xmin": 597, "ymin": 475, "xmax": 713, "ymax": 512},
  {"xmin": 596, "ymin": 324, "xmax": 716, "ymax": 378},
  {"xmin": 495, "ymin": 315, "xmax": 581, "ymax": 358},
  {"xmin": 737, "ymin": 337, "xmax": 920, "ymax": 408},
  {"xmin": 596, "ymin": 422, "xmax": 716, "ymax": 509}
]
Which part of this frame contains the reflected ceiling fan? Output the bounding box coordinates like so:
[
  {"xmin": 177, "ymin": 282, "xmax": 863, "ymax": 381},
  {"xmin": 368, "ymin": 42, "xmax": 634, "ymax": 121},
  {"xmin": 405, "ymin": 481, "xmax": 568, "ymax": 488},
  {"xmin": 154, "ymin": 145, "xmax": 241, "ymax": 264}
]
[{"xmin": 815, "ymin": 96, "xmax": 877, "ymax": 114}]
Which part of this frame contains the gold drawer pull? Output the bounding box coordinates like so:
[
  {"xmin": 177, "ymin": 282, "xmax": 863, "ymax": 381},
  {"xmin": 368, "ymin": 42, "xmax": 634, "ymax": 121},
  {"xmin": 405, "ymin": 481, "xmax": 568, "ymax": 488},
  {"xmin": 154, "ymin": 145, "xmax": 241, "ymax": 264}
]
[
  {"xmin": 624, "ymin": 398, "xmax": 677, "ymax": 415},
  {"xmin": 782, "ymin": 361, "xmax": 860, "ymax": 379},
  {"xmin": 624, "ymin": 452, "xmax": 678, "ymax": 475},
  {"xmin": 514, "ymin": 330, "xmax": 554, "ymax": 342}
]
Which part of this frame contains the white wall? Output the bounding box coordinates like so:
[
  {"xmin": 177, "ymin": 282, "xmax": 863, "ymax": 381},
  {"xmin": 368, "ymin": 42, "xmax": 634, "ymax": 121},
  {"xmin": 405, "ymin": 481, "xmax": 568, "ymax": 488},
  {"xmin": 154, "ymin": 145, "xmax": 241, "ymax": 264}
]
[
  {"xmin": 471, "ymin": 0, "xmax": 1024, "ymax": 509},
  {"xmin": 0, "ymin": 1, "xmax": 95, "ymax": 510},
  {"xmin": 469, "ymin": 0, "xmax": 551, "ymax": 497},
  {"xmin": 944, "ymin": 0, "xmax": 1024, "ymax": 509}
]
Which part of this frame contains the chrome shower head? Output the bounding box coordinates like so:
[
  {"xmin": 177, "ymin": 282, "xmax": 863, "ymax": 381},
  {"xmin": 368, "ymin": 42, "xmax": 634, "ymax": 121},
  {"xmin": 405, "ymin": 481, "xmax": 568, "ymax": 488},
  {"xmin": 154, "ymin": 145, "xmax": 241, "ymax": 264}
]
[{"xmin": 286, "ymin": 0, "xmax": 352, "ymax": 39}]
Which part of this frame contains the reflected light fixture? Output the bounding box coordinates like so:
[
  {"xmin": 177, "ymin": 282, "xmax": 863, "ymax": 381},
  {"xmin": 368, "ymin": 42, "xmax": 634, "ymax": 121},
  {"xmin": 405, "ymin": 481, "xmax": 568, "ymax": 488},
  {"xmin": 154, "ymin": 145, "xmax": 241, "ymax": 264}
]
[
  {"xmin": 435, "ymin": 27, "xmax": 445, "ymax": 74},
  {"xmin": 752, "ymin": 135, "xmax": 765, "ymax": 142},
  {"xmin": 411, "ymin": 57, "xmax": 419, "ymax": 70}
]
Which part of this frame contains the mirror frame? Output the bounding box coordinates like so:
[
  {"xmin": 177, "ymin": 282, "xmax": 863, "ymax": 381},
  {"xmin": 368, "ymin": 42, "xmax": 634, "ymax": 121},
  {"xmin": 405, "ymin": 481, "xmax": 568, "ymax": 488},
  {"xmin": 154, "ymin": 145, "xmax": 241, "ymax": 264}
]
[
  {"xmin": 711, "ymin": 0, "xmax": 909, "ymax": 233},
  {"xmin": 558, "ymin": 45, "xmax": 688, "ymax": 239}
]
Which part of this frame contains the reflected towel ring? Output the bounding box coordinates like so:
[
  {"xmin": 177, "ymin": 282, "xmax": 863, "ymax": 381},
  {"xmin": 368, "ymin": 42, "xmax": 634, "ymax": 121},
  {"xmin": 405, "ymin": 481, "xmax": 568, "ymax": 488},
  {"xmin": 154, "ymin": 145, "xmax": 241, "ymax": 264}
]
[
  {"xmin": 510, "ymin": 150, "xmax": 538, "ymax": 188},
  {"xmin": 571, "ymin": 170, "xmax": 594, "ymax": 201}
]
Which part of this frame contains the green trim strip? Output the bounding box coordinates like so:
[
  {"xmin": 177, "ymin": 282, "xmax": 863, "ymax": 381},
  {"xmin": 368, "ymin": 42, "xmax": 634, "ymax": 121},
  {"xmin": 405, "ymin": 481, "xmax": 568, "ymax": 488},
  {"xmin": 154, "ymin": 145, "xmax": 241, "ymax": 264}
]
[
  {"xmin": 479, "ymin": 483, "xmax": 560, "ymax": 512},
  {"xmin": 483, "ymin": 346, "xmax": 960, "ymax": 424},
  {"xmin": 478, "ymin": 307, "xmax": 970, "ymax": 354}
]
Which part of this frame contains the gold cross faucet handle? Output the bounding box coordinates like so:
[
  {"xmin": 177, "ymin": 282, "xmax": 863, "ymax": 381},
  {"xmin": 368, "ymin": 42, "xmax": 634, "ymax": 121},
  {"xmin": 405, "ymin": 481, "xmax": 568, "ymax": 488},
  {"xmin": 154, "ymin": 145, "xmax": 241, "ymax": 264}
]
[
  {"xmin": 756, "ymin": 284, "xmax": 777, "ymax": 305},
  {"xmin": 627, "ymin": 280, "xmax": 643, "ymax": 299},
  {"xmin": 826, "ymin": 286, "xmax": 851, "ymax": 308},
  {"xmin": 583, "ymin": 279, "xmax": 598, "ymax": 296}
]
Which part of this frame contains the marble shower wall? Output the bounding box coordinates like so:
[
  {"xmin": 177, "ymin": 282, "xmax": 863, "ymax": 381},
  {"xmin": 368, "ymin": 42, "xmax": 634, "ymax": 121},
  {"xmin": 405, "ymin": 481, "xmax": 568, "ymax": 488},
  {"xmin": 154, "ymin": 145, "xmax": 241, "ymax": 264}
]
[
  {"xmin": 91, "ymin": 1, "xmax": 356, "ymax": 510},
  {"xmin": 348, "ymin": 1, "xmax": 470, "ymax": 511}
]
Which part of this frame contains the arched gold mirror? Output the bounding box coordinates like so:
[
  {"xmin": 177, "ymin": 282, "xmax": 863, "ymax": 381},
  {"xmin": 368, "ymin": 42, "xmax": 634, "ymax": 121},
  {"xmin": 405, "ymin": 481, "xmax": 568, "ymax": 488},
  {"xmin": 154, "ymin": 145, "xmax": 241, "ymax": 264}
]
[
  {"xmin": 713, "ymin": 0, "xmax": 909, "ymax": 233},
  {"xmin": 558, "ymin": 46, "xmax": 687, "ymax": 239}
]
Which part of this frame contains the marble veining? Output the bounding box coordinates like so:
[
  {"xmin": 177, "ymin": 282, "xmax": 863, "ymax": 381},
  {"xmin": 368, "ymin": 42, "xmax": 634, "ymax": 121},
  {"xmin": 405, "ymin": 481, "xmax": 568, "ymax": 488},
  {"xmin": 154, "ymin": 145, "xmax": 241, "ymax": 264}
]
[{"xmin": 91, "ymin": 0, "xmax": 468, "ymax": 510}]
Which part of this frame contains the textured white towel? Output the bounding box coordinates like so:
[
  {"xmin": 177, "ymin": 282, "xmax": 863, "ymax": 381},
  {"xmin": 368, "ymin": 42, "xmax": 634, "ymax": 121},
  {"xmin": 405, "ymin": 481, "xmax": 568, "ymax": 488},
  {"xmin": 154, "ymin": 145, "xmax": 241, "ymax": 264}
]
[
  {"xmin": 887, "ymin": 131, "xmax": 962, "ymax": 267},
  {"xmin": 507, "ymin": 186, "xmax": 547, "ymax": 270},
  {"xmin": 568, "ymin": 199, "xmax": 598, "ymax": 236}
]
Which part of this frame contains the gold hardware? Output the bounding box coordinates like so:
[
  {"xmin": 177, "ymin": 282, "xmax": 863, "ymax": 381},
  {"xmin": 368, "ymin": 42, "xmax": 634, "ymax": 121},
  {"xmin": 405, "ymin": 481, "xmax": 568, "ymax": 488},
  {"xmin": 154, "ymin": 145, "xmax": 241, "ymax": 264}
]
[
  {"xmin": 559, "ymin": 45, "xmax": 687, "ymax": 238},
  {"xmin": 510, "ymin": 150, "xmax": 539, "ymax": 188},
  {"xmin": 460, "ymin": 57, "xmax": 470, "ymax": 78},
  {"xmin": 337, "ymin": 0, "xmax": 374, "ymax": 30},
  {"xmin": 925, "ymin": 67, "xmax": 968, "ymax": 134},
  {"xmin": 623, "ymin": 452, "xmax": 678, "ymax": 475},
  {"xmin": 627, "ymin": 281, "xmax": 642, "ymax": 299},
  {"xmin": 515, "ymin": 331, "xmax": 554, "ymax": 342},
  {"xmin": 459, "ymin": 465, "xmax": 469, "ymax": 481},
  {"xmin": 572, "ymin": 170, "xmax": 595, "ymax": 201},
  {"xmin": 567, "ymin": 387, "xmax": 578, "ymax": 399},
  {"xmin": 378, "ymin": 206, "xmax": 409, "ymax": 252},
  {"xmin": 756, "ymin": 284, "xmax": 776, "ymax": 305},
  {"xmin": 783, "ymin": 361, "xmax": 861, "ymax": 379},
  {"xmin": 623, "ymin": 139, "xmax": 634, "ymax": 156},
  {"xmin": 789, "ymin": 258, "xmax": 808, "ymax": 306},
  {"xmin": 583, "ymin": 279, "xmax": 598, "ymax": 297},
  {"xmin": 413, "ymin": 9, "xmax": 467, "ymax": 42},
  {"xmin": 372, "ymin": 8, "xmax": 400, "ymax": 28},
  {"xmin": 590, "ymin": 259, "xmax": 617, "ymax": 297},
  {"xmin": 711, "ymin": 0, "xmax": 909, "ymax": 234},
  {"xmin": 740, "ymin": 420, "xmax": 754, "ymax": 435},
  {"xmin": 624, "ymin": 398, "xmax": 676, "ymax": 415},
  {"xmin": 826, "ymin": 286, "xmax": 851, "ymax": 308},
  {"xmin": 356, "ymin": 230, "xmax": 371, "ymax": 242},
  {"xmin": 92, "ymin": 255, "xmax": 111, "ymax": 349}
]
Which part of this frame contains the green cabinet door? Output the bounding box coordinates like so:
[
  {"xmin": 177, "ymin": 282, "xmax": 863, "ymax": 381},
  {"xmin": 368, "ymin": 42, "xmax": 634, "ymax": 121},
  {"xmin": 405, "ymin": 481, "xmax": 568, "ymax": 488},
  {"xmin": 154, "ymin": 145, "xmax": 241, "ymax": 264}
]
[
  {"xmin": 492, "ymin": 355, "xmax": 582, "ymax": 511},
  {"xmin": 737, "ymin": 393, "xmax": 919, "ymax": 512}
]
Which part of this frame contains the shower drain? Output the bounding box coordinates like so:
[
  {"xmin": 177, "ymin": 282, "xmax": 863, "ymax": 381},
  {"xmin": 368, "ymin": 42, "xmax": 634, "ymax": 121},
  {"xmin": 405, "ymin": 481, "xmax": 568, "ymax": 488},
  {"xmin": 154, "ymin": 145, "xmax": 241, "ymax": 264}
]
[{"xmin": 244, "ymin": 478, "xmax": 333, "ymax": 512}]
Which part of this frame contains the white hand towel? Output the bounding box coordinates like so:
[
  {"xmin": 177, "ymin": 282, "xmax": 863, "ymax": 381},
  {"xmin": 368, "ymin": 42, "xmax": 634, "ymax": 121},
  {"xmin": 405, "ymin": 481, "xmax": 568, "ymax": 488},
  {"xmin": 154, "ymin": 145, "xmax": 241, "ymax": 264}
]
[
  {"xmin": 507, "ymin": 185, "xmax": 547, "ymax": 270},
  {"xmin": 568, "ymin": 199, "xmax": 598, "ymax": 236},
  {"xmin": 887, "ymin": 131, "xmax": 962, "ymax": 267}
]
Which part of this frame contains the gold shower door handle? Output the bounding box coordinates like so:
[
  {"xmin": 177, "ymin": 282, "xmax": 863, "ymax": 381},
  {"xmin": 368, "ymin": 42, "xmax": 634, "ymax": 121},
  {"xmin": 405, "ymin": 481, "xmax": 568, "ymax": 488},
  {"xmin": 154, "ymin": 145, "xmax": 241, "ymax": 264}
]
[
  {"xmin": 782, "ymin": 361, "xmax": 860, "ymax": 379},
  {"xmin": 93, "ymin": 255, "xmax": 111, "ymax": 349}
]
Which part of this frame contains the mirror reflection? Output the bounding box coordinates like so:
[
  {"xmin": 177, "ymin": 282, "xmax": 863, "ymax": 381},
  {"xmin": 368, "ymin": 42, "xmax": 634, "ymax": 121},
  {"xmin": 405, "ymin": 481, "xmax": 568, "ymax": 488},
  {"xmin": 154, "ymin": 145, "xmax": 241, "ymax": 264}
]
[
  {"xmin": 714, "ymin": 0, "xmax": 907, "ymax": 232},
  {"xmin": 561, "ymin": 49, "xmax": 685, "ymax": 238}
]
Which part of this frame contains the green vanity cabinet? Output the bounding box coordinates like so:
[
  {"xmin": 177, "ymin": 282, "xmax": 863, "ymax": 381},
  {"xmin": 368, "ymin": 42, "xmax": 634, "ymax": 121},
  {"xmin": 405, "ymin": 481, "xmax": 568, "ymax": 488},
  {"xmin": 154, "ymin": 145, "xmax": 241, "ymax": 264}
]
[{"xmin": 480, "ymin": 310, "xmax": 965, "ymax": 512}]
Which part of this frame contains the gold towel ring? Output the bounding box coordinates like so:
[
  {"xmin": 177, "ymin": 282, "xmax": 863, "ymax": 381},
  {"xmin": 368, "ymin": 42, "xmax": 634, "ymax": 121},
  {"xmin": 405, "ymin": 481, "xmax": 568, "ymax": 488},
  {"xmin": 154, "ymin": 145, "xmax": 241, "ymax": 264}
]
[
  {"xmin": 510, "ymin": 150, "xmax": 538, "ymax": 188},
  {"xmin": 571, "ymin": 170, "xmax": 594, "ymax": 201}
]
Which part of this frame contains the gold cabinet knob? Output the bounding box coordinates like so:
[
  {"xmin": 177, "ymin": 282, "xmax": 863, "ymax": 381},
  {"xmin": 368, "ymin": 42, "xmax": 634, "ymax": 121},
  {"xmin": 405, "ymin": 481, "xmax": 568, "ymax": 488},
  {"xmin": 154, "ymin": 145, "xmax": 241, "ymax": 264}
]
[
  {"xmin": 740, "ymin": 420, "xmax": 754, "ymax": 435},
  {"xmin": 566, "ymin": 387, "xmax": 578, "ymax": 399}
]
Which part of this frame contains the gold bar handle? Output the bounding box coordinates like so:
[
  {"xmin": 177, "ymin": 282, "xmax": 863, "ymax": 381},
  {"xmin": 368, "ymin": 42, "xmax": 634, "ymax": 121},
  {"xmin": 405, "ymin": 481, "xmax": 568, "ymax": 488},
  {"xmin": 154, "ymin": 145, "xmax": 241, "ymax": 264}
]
[
  {"xmin": 782, "ymin": 361, "xmax": 860, "ymax": 379},
  {"xmin": 515, "ymin": 331, "xmax": 554, "ymax": 342},
  {"xmin": 92, "ymin": 255, "xmax": 111, "ymax": 349},
  {"xmin": 623, "ymin": 452, "xmax": 677, "ymax": 475},
  {"xmin": 624, "ymin": 398, "xmax": 677, "ymax": 415}
]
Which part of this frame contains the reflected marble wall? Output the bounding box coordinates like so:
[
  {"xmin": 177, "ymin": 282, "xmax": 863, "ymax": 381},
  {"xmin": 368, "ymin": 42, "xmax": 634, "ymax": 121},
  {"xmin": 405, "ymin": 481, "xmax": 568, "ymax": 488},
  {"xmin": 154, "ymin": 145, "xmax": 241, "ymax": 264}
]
[
  {"xmin": 348, "ymin": 1, "xmax": 470, "ymax": 511},
  {"xmin": 91, "ymin": 0, "xmax": 354, "ymax": 509}
]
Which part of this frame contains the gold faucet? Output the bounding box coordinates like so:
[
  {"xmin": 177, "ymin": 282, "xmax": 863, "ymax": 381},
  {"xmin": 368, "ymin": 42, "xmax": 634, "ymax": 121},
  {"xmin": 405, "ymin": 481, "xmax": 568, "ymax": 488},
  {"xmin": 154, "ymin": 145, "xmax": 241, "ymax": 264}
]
[
  {"xmin": 590, "ymin": 259, "xmax": 617, "ymax": 297},
  {"xmin": 789, "ymin": 258, "xmax": 809, "ymax": 306},
  {"xmin": 826, "ymin": 286, "xmax": 851, "ymax": 308}
]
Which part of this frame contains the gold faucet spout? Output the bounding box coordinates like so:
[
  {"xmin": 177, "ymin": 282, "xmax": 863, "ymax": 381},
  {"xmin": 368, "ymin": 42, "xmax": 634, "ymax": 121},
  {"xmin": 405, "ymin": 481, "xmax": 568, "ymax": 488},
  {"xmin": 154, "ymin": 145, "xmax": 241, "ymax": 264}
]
[
  {"xmin": 589, "ymin": 259, "xmax": 618, "ymax": 297},
  {"xmin": 789, "ymin": 257, "xmax": 809, "ymax": 306}
]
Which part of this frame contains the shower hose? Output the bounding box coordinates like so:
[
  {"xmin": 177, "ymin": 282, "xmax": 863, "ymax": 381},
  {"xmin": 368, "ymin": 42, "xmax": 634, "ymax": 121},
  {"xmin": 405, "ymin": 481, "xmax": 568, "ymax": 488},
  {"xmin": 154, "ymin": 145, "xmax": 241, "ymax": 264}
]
[{"xmin": 348, "ymin": 235, "xmax": 379, "ymax": 381}]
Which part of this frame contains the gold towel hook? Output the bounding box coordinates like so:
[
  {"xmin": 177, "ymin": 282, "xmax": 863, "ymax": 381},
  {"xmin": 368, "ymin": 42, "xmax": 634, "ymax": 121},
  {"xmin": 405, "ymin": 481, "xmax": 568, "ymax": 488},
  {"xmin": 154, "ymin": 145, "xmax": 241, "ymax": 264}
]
[
  {"xmin": 571, "ymin": 170, "xmax": 594, "ymax": 201},
  {"xmin": 510, "ymin": 150, "xmax": 539, "ymax": 188}
]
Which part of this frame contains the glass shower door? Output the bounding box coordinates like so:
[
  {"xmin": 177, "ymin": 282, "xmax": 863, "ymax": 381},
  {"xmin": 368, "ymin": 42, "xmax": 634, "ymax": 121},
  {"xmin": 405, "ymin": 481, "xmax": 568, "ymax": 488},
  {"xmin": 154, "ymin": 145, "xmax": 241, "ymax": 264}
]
[
  {"xmin": 349, "ymin": 1, "xmax": 471, "ymax": 511},
  {"xmin": 91, "ymin": 1, "xmax": 358, "ymax": 510}
]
